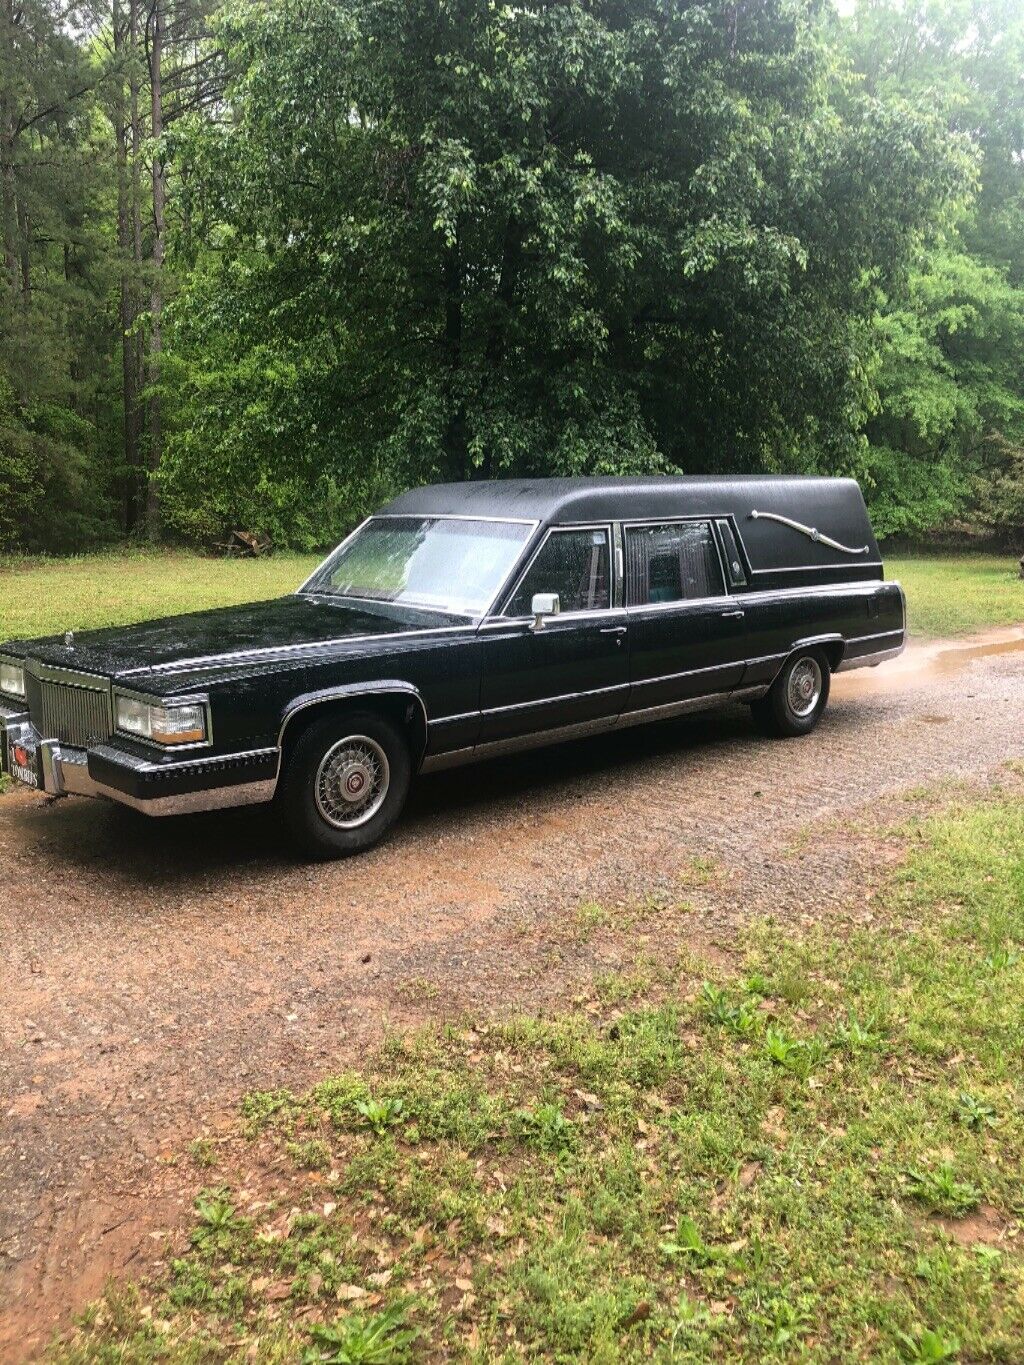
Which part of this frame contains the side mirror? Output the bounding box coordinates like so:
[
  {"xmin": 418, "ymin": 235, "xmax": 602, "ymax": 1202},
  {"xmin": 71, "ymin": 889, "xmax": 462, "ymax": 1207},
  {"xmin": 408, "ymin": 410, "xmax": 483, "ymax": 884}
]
[{"xmin": 531, "ymin": 592, "xmax": 560, "ymax": 629}]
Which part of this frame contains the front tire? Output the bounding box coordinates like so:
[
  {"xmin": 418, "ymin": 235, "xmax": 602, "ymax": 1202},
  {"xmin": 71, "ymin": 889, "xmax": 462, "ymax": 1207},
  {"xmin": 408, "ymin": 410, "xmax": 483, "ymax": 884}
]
[
  {"xmin": 278, "ymin": 711, "xmax": 412, "ymax": 859},
  {"xmin": 751, "ymin": 649, "xmax": 830, "ymax": 738}
]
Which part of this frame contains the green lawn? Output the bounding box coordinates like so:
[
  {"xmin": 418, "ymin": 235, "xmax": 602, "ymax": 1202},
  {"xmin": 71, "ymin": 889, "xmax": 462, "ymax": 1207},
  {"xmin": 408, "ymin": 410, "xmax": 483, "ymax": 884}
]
[
  {"xmin": 56, "ymin": 776, "xmax": 1024, "ymax": 1362},
  {"xmin": 0, "ymin": 549, "xmax": 321, "ymax": 641},
  {"xmin": 887, "ymin": 554, "xmax": 1023, "ymax": 638},
  {"xmin": 0, "ymin": 549, "xmax": 1020, "ymax": 644}
]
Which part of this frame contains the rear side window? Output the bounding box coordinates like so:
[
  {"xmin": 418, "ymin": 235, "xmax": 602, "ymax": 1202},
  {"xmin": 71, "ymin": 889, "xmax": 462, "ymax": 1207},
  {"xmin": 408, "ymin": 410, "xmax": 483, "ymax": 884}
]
[
  {"xmin": 507, "ymin": 528, "xmax": 611, "ymax": 616},
  {"xmin": 624, "ymin": 521, "xmax": 724, "ymax": 606},
  {"xmin": 715, "ymin": 519, "xmax": 748, "ymax": 588}
]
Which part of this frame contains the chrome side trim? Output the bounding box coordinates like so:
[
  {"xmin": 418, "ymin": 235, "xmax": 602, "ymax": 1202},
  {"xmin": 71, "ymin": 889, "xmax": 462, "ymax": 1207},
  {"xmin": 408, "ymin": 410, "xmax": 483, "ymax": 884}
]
[
  {"xmin": 748, "ymin": 509, "xmax": 870, "ymax": 556},
  {"xmin": 420, "ymin": 688, "xmax": 741, "ymax": 773},
  {"xmin": 732, "ymin": 580, "xmax": 887, "ymax": 601},
  {"xmin": 618, "ymin": 691, "xmax": 734, "ymax": 726},
  {"xmin": 844, "ymin": 628, "xmax": 905, "ymax": 646},
  {"xmin": 89, "ymin": 743, "xmax": 278, "ymax": 775},
  {"xmin": 749, "ymin": 562, "xmax": 883, "ymax": 576},
  {"xmin": 479, "ymin": 607, "xmax": 627, "ymax": 632},
  {"xmin": 478, "ymin": 681, "xmax": 629, "ymax": 718},
  {"xmin": 791, "ymin": 632, "xmax": 844, "ymax": 651}
]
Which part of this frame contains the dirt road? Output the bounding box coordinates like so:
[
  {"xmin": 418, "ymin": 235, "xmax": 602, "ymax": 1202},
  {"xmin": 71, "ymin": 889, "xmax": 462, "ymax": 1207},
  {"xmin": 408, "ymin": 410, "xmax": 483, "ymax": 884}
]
[{"xmin": 2, "ymin": 631, "xmax": 1023, "ymax": 1359}]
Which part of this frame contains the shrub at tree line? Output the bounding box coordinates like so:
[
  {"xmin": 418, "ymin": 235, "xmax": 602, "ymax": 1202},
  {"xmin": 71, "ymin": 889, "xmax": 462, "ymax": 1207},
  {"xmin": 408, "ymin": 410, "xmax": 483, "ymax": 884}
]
[{"xmin": 1, "ymin": 0, "xmax": 1022, "ymax": 553}]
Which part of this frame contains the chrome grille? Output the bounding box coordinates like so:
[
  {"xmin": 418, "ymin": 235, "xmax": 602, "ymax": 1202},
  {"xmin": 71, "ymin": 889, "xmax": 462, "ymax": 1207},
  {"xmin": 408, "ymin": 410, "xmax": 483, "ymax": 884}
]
[{"xmin": 25, "ymin": 663, "xmax": 113, "ymax": 747}]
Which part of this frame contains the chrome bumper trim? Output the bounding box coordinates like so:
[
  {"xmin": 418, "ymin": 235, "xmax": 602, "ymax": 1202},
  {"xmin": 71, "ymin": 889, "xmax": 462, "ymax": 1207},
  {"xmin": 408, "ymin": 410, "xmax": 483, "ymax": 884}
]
[
  {"xmin": 1, "ymin": 711, "xmax": 277, "ymax": 817},
  {"xmin": 836, "ymin": 640, "xmax": 907, "ymax": 671},
  {"xmin": 95, "ymin": 778, "xmax": 278, "ymax": 817}
]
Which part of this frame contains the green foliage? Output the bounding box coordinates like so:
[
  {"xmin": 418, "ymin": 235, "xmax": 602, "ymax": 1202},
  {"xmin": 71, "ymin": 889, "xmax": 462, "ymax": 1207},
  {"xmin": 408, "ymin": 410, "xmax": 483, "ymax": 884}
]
[
  {"xmin": 303, "ymin": 1303, "xmax": 419, "ymax": 1364},
  {"xmin": 157, "ymin": 0, "xmax": 970, "ymax": 544},
  {"xmin": 845, "ymin": 1, "xmax": 1024, "ymax": 542},
  {"xmin": 0, "ymin": 1, "xmax": 122, "ymax": 552},
  {"xmin": 53, "ymin": 788, "xmax": 1024, "ymax": 1361}
]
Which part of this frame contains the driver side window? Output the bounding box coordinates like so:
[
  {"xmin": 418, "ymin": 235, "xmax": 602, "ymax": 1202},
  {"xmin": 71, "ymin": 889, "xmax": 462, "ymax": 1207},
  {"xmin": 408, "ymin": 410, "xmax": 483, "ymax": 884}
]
[{"xmin": 507, "ymin": 528, "xmax": 611, "ymax": 617}]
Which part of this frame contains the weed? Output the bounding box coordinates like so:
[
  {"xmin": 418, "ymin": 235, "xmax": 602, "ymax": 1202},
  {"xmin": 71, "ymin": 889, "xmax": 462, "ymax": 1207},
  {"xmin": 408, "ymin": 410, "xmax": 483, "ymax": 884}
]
[
  {"xmin": 895, "ymin": 1325, "xmax": 962, "ymax": 1363},
  {"xmin": 303, "ymin": 1301, "xmax": 419, "ymax": 1363},
  {"xmin": 763, "ymin": 1026, "xmax": 816, "ymax": 1076},
  {"xmin": 188, "ymin": 1137, "xmax": 216, "ymax": 1167},
  {"xmin": 956, "ymin": 1092, "xmax": 998, "ymax": 1130},
  {"xmin": 288, "ymin": 1137, "xmax": 333, "ymax": 1170},
  {"xmin": 354, "ymin": 1096, "xmax": 405, "ymax": 1136},
  {"xmin": 515, "ymin": 1101, "xmax": 576, "ymax": 1153},
  {"xmin": 658, "ymin": 1216, "xmax": 725, "ymax": 1267},
  {"xmin": 833, "ymin": 1010, "xmax": 883, "ymax": 1051},
  {"xmin": 701, "ymin": 982, "xmax": 758, "ymax": 1036},
  {"xmin": 983, "ymin": 945, "xmax": 1019, "ymax": 972},
  {"xmin": 905, "ymin": 1163, "xmax": 981, "ymax": 1216},
  {"xmin": 190, "ymin": 1189, "xmax": 241, "ymax": 1252}
]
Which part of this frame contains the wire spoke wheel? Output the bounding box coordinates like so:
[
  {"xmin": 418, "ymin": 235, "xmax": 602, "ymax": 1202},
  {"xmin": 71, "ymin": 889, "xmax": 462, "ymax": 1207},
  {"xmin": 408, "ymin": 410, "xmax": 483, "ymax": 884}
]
[
  {"xmin": 315, "ymin": 735, "xmax": 391, "ymax": 829},
  {"xmin": 786, "ymin": 656, "xmax": 822, "ymax": 719}
]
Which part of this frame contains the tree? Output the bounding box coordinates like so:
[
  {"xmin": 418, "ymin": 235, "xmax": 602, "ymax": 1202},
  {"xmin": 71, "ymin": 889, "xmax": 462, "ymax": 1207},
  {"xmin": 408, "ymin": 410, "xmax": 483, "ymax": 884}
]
[
  {"xmin": 845, "ymin": 0, "xmax": 1024, "ymax": 544},
  {"xmin": 159, "ymin": 0, "xmax": 971, "ymax": 546},
  {"xmin": 0, "ymin": 0, "xmax": 121, "ymax": 551}
]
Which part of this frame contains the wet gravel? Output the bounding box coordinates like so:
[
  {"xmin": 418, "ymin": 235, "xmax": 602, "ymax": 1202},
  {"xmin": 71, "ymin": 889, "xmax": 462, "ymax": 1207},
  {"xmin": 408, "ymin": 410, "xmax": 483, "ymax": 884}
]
[{"xmin": 1, "ymin": 641, "xmax": 1023, "ymax": 1357}]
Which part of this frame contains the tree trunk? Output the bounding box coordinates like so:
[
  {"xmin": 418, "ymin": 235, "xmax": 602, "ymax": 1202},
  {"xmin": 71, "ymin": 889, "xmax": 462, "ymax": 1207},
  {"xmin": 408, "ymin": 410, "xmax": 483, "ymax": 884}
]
[
  {"xmin": 0, "ymin": 0, "xmax": 17, "ymax": 297},
  {"xmin": 114, "ymin": 0, "xmax": 145, "ymax": 533},
  {"xmin": 146, "ymin": 0, "xmax": 165, "ymax": 538},
  {"xmin": 442, "ymin": 233, "xmax": 467, "ymax": 480}
]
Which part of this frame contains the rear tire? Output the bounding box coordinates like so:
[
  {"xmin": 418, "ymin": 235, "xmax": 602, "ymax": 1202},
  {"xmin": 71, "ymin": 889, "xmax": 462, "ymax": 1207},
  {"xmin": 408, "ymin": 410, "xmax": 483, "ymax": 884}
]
[
  {"xmin": 751, "ymin": 649, "xmax": 830, "ymax": 738},
  {"xmin": 277, "ymin": 710, "xmax": 412, "ymax": 859}
]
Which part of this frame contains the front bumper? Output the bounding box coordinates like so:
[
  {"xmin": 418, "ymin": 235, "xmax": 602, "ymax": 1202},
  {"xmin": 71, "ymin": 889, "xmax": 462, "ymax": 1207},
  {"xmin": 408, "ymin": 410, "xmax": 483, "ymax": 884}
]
[{"xmin": 1, "ymin": 705, "xmax": 278, "ymax": 816}]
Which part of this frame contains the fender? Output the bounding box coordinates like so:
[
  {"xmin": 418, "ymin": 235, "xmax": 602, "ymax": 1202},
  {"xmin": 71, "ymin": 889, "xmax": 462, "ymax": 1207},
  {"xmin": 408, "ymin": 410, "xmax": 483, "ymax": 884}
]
[
  {"xmin": 277, "ymin": 681, "xmax": 430, "ymax": 772},
  {"xmin": 764, "ymin": 634, "xmax": 846, "ymax": 692}
]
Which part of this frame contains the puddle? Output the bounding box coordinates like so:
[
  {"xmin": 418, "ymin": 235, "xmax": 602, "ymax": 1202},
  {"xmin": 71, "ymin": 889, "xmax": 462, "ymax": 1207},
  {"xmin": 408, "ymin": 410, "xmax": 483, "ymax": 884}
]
[{"xmin": 834, "ymin": 624, "xmax": 1024, "ymax": 698}]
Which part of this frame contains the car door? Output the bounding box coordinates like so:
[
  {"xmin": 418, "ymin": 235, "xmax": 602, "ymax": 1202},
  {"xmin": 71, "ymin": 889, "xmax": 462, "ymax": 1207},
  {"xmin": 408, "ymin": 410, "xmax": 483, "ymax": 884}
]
[
  {"xmin": 620, "ymin": 518, "xmax": 747, "ymax": 715},
  {"xmin": 477, "ymin": 525, "xmax": 629, "ymax": 743}
]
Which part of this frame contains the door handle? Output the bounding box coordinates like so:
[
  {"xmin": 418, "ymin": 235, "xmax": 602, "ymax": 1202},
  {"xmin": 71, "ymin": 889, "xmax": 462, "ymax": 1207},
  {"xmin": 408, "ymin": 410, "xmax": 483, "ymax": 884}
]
[
  {"xmin": 721, "ymin": 609, "xmax": 745, "ymax": 619},
  {"xmin": 599, "ymin": 626, "xmax": 627, "ymax": 635}
]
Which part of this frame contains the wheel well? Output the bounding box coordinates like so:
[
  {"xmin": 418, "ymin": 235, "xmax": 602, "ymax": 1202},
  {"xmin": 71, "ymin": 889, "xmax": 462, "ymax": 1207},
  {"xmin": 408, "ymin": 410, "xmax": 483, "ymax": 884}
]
[
  {"xmin": 777, "ymin": 640, "xmax": 844, "ymax": 680},
  {"xmin": 279, "ymin": 694, "xmax": 428, "ymax": 768}
]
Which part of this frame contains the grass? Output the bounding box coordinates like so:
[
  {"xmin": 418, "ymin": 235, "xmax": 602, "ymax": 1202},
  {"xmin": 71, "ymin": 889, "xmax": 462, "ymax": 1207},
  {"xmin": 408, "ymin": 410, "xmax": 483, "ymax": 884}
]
[
  {"xmin": 886, "ymin": 554, "xmax": 1022, "ymax": 638},
  {"xmin": 0, "ymin": 548, "xmax": 1019, "ymax": 643},
  {"xmin": 0, "ymin": 548, "xmax": 320, "ymax": 640},
  {"xmin": 54, "ymin": 781, "xmax": 1024, "ymax": 1362}
]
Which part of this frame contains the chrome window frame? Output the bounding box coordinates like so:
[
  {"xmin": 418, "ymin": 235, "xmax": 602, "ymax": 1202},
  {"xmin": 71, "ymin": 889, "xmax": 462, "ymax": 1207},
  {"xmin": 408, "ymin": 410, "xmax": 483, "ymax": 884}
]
[
  {"xmin": 297, "ymin": 513, "xmax": 541, "ymax": 621},
  {"xmin": 494, "ymin": 523, "xmax": 616, "ymax": 622},
  {"xmin": 619, "ymin": 515, "xmax": 730, "ymax": 610},
  {"xmin": 713, "ymin": 516, "xmax": 751, "ymax": 588}
]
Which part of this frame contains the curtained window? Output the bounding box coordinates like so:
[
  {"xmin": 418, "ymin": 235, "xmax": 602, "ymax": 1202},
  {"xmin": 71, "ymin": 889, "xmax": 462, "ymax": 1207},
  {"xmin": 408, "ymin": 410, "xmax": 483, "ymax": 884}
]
[{"xmin": 625, "ymin": 521, "xmax": 724, "ymax": 606}]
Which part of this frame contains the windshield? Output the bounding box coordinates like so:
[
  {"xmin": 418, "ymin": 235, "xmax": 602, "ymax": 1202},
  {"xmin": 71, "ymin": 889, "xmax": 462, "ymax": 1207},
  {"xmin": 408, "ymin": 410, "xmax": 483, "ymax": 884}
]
[{"xmin": 302, "ymin": 516, "xmax": 534, "ymax": 617}]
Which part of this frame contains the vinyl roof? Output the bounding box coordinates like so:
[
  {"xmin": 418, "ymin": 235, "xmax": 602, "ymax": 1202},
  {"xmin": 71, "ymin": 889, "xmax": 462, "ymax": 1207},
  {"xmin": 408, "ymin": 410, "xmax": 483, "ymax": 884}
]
[{"xmin": 380, "ymin": 475, "xmax": 860, "ymax": 526}]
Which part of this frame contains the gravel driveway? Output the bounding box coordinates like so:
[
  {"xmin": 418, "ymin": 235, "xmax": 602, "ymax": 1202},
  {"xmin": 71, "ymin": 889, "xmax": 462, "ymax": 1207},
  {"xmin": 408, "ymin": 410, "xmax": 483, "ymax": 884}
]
[{"xmin": 2, "ymin": 632, "xmax": 1023, "ymax": 1358}]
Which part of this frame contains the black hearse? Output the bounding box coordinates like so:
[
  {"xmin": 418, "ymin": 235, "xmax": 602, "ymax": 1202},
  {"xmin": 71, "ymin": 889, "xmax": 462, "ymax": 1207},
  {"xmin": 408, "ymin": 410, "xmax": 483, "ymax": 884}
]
[{"xmin": 0, "ymin": 476, "xmax": 905, "ymax": 857}]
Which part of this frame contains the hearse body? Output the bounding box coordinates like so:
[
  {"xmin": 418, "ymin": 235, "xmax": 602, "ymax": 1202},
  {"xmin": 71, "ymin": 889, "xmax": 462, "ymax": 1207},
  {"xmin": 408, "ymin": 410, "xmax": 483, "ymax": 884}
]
[{"xmin": 0, "ymin": 476, "xmax": 905, "ymax": 856}]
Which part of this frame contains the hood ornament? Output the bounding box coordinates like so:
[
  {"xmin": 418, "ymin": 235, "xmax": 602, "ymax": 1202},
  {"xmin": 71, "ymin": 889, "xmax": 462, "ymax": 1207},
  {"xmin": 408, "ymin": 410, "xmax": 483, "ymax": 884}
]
[{"xmin": 64, "ymin": 630, "xmax": 75, "ymax": 648}]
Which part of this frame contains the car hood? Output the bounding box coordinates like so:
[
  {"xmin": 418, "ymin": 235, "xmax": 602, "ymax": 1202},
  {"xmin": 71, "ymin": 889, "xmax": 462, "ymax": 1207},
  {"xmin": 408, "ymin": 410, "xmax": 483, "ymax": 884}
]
[{"xmin": 7, "ymin": 595, "xmax": 464, "ymax": 682}]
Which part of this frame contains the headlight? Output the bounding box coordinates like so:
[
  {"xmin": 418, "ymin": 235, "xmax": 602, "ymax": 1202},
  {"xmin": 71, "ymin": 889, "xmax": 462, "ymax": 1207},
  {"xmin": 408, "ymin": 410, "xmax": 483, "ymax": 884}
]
[
  {"xmin": 0, "ymin": 661, "xmax": 26, "ymax": 699},
  {"xmin": 115, "ymin": 694, "xmax": 208, "ymax": 746}
]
